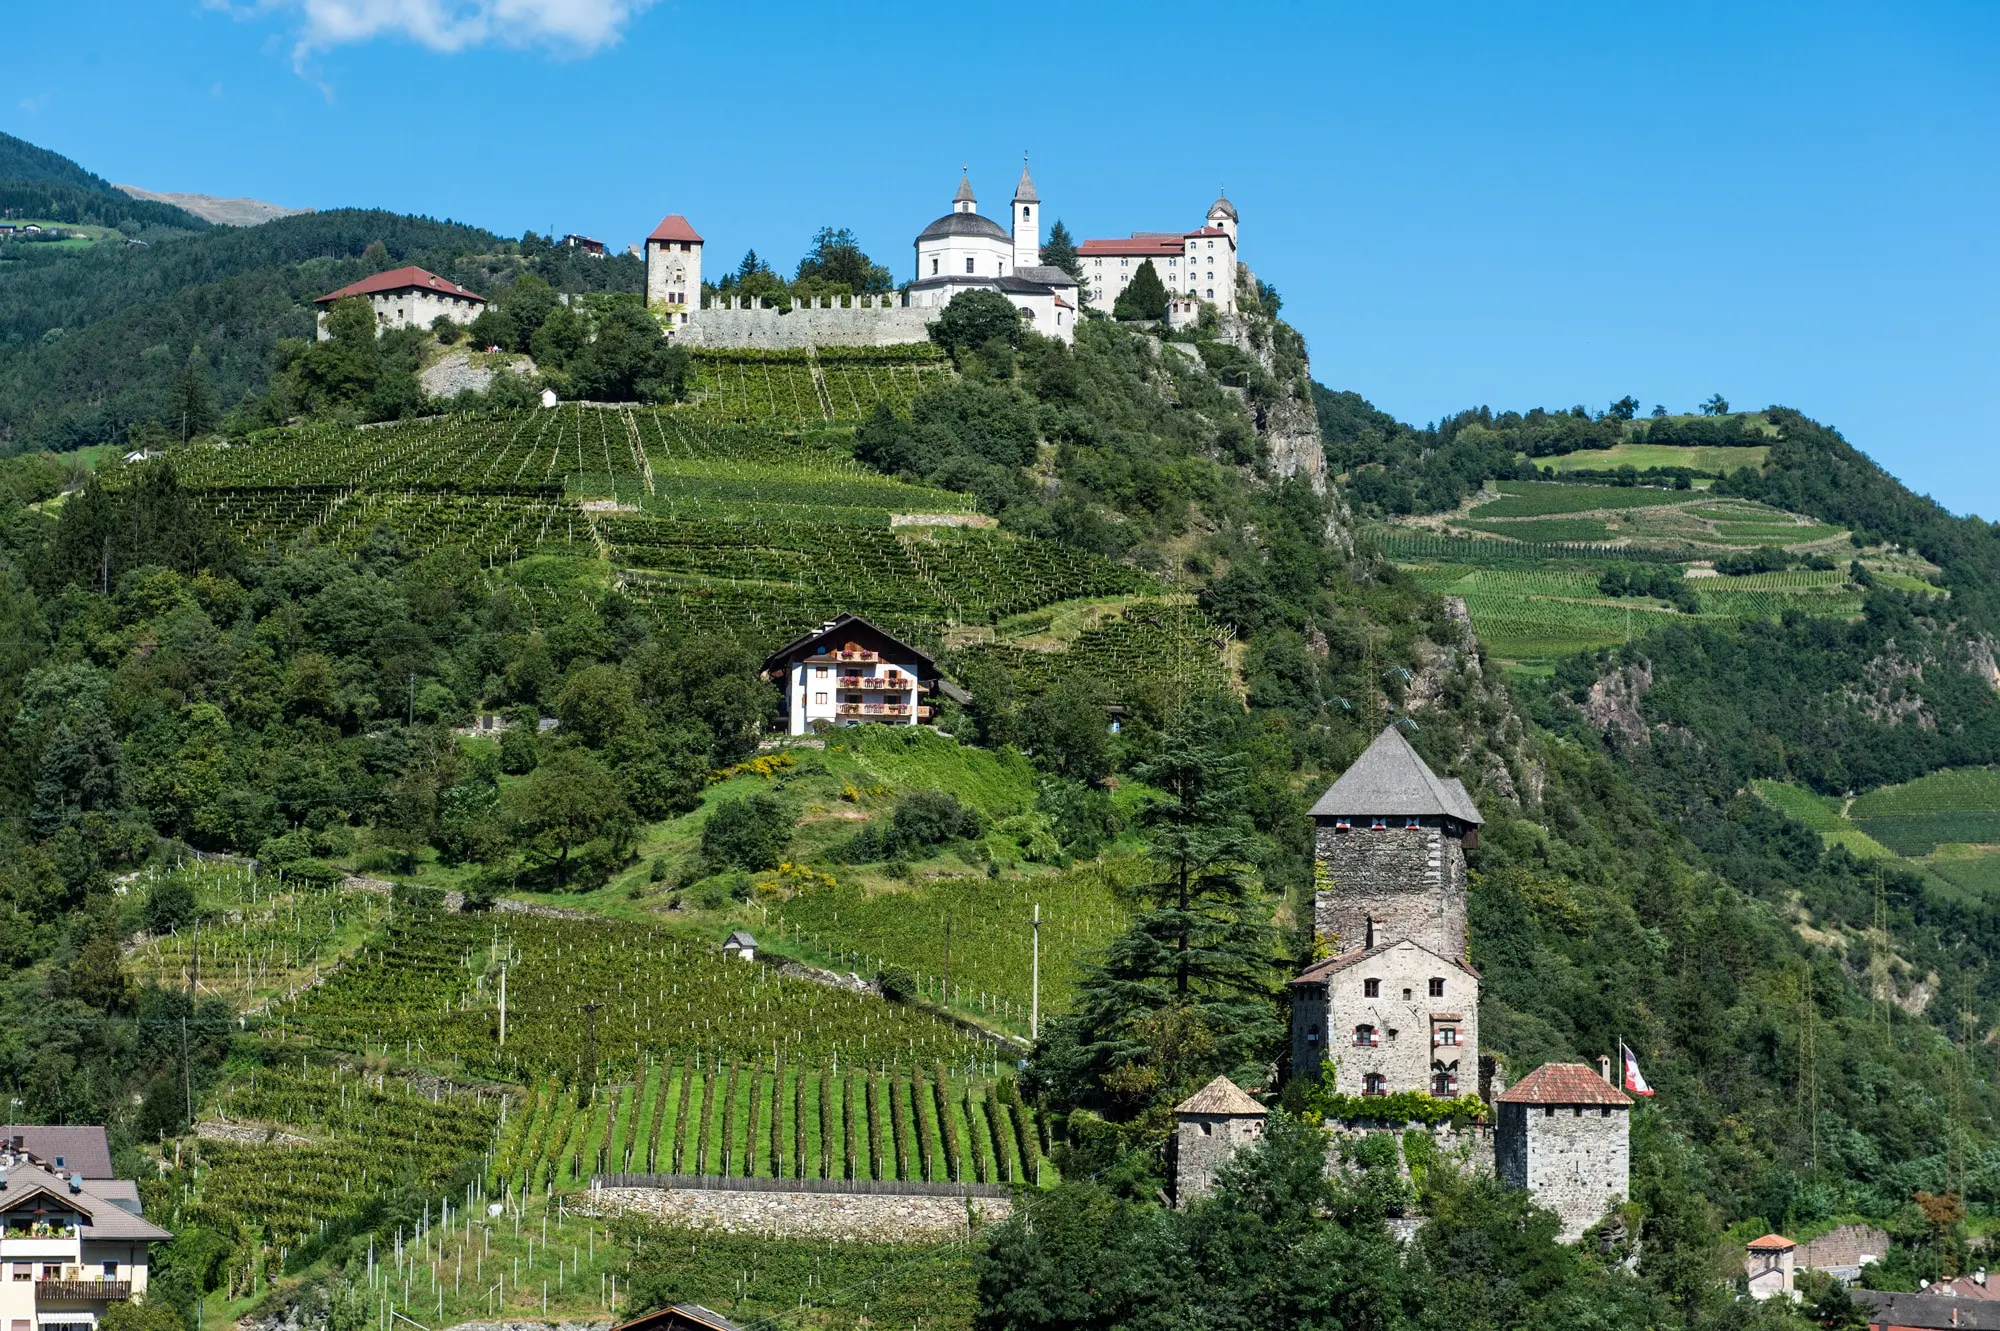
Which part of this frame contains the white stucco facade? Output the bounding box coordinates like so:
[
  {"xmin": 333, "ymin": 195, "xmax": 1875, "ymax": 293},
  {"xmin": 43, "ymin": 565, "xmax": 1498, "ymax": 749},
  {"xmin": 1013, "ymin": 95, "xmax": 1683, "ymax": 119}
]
[
  {"xmin": 1080, "ymin": 195, "xmax": 1241, "ymax": 326},
  {"xmin": 784, "ymin": 649, "xmax": 927, "ymax": 735},
  {"xmin": 313, "ymin": 267, "xmax": 486, "ymax": 341},
  {"xmin": 907, "ymin": 167, "xmax": 1078, "ymax": 343}
]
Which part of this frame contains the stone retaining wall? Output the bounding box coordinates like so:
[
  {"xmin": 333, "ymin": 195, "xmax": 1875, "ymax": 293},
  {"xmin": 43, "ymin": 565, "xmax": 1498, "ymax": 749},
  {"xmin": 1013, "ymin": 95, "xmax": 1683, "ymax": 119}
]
[
  {"xmin": 583, "ymin": 1186, "xmax": 1009, "ymax": 1241},
  {"xmin": 681, "ymin": 303, "xmax": 935, "ymax": 349}
]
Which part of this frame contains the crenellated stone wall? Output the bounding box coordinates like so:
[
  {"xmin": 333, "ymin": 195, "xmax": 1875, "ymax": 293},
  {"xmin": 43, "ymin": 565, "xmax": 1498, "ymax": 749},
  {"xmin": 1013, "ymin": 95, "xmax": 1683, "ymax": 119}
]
[
  {"xmin": 680, "ymin": 296, "xmax": 936, "ymax": 349},
  {"xmin": 1313, "ymin": 824, "xmax": 1470, "ymax": 961}
]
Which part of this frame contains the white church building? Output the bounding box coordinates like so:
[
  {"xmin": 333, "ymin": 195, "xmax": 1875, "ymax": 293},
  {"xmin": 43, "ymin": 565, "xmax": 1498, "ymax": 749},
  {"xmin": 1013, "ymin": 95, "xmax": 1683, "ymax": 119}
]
[{"xmin": 904, "ymin": 163, "xmax": 1080, "ymax": 342}]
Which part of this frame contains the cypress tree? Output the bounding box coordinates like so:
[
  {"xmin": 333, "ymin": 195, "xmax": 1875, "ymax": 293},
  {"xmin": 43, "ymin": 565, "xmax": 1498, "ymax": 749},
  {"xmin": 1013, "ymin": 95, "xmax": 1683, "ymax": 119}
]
[{"xmin": 1113, "ymin": 259, "xmax": 1170, "ymax": 322}]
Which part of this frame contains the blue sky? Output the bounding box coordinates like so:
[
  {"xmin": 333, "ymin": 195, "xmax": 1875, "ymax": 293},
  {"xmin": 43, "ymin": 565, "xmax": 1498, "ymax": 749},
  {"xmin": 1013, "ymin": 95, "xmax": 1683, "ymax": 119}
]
[{"xmin": 6, "ymin": 2, "xmax": 1998, "ymax": 516}]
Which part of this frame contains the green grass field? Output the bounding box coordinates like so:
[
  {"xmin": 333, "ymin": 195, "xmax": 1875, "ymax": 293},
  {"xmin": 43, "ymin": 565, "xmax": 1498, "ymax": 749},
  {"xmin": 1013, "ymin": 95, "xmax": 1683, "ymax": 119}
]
[
  {"xmin": 1541, "ymin": 443, "xmax": 1770, "ymax": 474},
  {"xmin": 1471, "ymin": 481, "xmax": 1694, "ymax": 517}
]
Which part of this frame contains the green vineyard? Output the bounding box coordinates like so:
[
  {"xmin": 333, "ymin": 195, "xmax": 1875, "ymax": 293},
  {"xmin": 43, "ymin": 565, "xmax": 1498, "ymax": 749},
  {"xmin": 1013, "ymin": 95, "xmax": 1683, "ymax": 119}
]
[
  {"xmin": 490, "ymin": 1057, "xmax": 1041, "ymax": 1193},
  {"xmin": 683, "ymin": 347, "xmax": 952, "ymax": 427},
  {"xmin": 276, "ymin": 911, "xmax": 1003, "ymax": 1081}
]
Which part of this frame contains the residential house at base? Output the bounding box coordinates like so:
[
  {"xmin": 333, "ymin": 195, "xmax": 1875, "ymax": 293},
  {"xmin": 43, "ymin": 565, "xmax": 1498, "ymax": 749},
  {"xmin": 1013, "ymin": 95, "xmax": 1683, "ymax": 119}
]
[
  {"xmin": 0, "ymin": 1133, "xmax": 173, "ymax": 1331},
  {"xmin": 761, "ymin": 615, "xmax": 962, "ymax": 736},
  {"xmin": 314, "ymin": 266, "xmax": 486, "ymax": 341}
]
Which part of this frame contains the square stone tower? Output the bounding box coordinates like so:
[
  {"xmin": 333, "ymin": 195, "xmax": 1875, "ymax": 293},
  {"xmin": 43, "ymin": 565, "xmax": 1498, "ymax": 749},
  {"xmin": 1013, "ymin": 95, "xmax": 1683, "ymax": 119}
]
[
  {"xmin": 1308, "ymin": 725, "xmax": 1481, "ymax": 962},
  {"xmin": 1494, "ymin": 1062, "xmax": 1632, "ymax": 1242},
  {"xmin": 645, "ymin": 214, "xmax": 704, "ymax": 326},
  {"xmin": 1172, "ymin": 1076, "xmax": 1266, "ymax": 1206}
]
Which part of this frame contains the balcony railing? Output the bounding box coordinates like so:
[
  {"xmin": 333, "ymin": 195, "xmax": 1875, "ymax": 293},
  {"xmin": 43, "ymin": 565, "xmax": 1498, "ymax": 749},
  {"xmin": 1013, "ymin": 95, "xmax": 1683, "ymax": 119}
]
[
  {"xmin": 836, "ymin": 703, "xmax": 912, "ymax": 718},
  {"xmin": 38, "ymin": 1281, "xmax": 132, "ymax": 1301},
  {"xmin": 836, "ymin": 676, "xmax": 912, "ymax": 691},
  {"xmin": 831, "ymin": 650, "xmax": 878, "ymax": 663}
]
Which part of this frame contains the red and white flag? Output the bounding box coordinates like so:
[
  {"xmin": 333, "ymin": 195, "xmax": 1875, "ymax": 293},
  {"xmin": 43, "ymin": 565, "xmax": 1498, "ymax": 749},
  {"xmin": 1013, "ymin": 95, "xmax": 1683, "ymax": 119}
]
[{"xmin": 1622, "ymin": 1044, "xmax": 1655, "ymax": 1097}]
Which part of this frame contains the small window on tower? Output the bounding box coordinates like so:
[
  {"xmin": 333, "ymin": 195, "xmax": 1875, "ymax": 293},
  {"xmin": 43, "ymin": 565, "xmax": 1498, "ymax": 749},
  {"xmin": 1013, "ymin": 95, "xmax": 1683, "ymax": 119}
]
[
  {"xmin": 966, "ymin": 258, "xmax": 975, "ymax": 274},
  {"xmin": 932, "ymin": 258, "xmax": 939, "ymax": 275},
  {"xmin": 1363, "ymin": 979, "xmax": 1380, "ymax": 997},
  {"xmin": 1429, "ymin": 978, "xmax": 1445, "ymax": 997}
]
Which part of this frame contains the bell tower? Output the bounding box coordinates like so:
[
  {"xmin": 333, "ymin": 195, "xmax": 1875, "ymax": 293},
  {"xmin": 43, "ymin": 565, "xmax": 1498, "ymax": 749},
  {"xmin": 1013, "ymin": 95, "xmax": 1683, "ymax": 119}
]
[{"xmin": 1012, "ymin": 156, "xmax": 1040, "ymax": 272}]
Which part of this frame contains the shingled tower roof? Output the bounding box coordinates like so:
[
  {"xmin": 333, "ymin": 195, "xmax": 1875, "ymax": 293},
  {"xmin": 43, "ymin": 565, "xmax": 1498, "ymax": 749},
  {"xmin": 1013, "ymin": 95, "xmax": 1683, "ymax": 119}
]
[
  {"xmin": 1494, "ymin": 1062, "xmax": 1632, "ymax": 1107},
  {"xmin": 1308, "ymin": 725, "xmax": 1482, "ymax": 824},
  {"xmin": 1174, "ymin": 1076, "xmax": 1266, "ymax": 1116}
]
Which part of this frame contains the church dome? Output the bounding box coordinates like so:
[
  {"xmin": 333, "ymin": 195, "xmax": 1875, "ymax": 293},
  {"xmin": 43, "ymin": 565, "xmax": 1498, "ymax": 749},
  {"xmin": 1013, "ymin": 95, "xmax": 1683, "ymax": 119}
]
[
  {"xmin": 916, "ymin": 212, "xmax": 1010, "ymax": 243},
  {"xmin": 1208, "ymin": 193, "xmax": 1238, "ymax": 220}
]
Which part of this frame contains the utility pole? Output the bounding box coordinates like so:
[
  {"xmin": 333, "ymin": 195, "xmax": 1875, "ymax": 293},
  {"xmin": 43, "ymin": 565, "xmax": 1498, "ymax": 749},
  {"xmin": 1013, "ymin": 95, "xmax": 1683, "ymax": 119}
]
[{"xmin": 1030, "ymin": 904, "xmax": 1041, "ymax": 1041}]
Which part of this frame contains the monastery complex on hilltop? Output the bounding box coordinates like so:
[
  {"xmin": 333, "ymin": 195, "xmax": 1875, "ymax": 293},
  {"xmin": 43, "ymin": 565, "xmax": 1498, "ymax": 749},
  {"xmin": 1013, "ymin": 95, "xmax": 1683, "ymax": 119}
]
[{"xmin": 642, "ymin": 161, "xmax": 1244, "ymax": 348}]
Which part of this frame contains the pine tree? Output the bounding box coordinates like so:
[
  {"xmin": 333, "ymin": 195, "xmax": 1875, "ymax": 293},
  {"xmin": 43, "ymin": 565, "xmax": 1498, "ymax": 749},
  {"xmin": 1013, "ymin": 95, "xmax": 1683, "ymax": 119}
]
[
  {"xmin": 1039, "ymin": 219, "xmax": 1082, "ymax": 280},
  {"xmin": 1113, "ymin": 259, "xmax": 1170, "ymax": 322},
  {"xmin": 164, "ymin": 346, "xmax": 217, "ymax": 440},
  {"xmin": 1046, "ymin": 705, "xmax": 1281, "ymax": 1116}
]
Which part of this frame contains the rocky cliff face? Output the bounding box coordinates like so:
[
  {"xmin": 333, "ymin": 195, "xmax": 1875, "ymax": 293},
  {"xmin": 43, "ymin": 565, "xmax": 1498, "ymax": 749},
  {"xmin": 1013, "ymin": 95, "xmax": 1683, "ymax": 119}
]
[{"xmin": 1216, "ymin": 301, "xmax": 1352, "ymax": 553}]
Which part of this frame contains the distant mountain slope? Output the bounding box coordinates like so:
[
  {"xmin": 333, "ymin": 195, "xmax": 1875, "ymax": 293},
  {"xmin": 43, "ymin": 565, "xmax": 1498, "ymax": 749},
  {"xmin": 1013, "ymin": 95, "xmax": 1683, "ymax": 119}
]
[
  {"xmin": 116, "ymin": 184, "xmax": 310, "ymax": 227},
  {"xmin": 0, "ymin": 129, "xmax": 117, "ymax": 193}
]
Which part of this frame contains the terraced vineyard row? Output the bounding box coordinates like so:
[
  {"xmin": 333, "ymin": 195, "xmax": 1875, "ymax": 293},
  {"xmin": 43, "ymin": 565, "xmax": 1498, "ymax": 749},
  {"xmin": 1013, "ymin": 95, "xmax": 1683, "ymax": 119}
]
[
  {"xmin": 195, "ymin": 489, "xmax": 591, "ymax": 562},
  {"xmin": 125, "ymin": 861, "xmax": 394, "ymax": 1009},
  {"xmin": 956, "ymin": 601, "xmax": 1234, "ymax": 701},
  {"xmin": 682, "ymin": 350, "xmax": 950, "ymax": 427},
  {"xmin": 493, "ymin": 1059, "xmax": 1039, "ymax": 1192},
  {"xmin": 151, "ymin": 1054, "xmax": 502, "ymax": 1247},
  {"xmin": 276, "ymin": 912, "xmax": 1003, "ymax": 1082}
]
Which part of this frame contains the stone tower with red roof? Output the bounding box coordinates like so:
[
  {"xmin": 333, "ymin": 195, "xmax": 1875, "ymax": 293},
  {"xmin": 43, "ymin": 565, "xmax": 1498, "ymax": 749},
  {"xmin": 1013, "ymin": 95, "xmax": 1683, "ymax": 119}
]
[{"xmin": 1494, "ymin": 1062, "xmax": 1632, "ymax": 1242}]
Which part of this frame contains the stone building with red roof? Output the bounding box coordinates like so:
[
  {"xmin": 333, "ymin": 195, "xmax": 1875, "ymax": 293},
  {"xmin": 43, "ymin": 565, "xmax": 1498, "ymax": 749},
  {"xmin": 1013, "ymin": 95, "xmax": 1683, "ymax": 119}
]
[
  {"xmin": 313, "ymin": 266, "xmax": 484, "ymax": 341},
  {"xmin": 643, "ymin": 214, "xmax": 703, "ymax": 326},
  {"xmin": 1494, "ymin": 1060, "xmax": 1633, "ymax": 1242}
]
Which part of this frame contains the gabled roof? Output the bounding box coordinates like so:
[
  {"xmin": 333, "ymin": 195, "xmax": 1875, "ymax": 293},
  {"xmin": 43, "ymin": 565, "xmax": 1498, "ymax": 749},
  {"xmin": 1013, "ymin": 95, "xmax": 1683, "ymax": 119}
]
[
  {"xmin": 724, "ymin": 931, "xmax": 756, "ymax": 947},
  {"xmin": 1746, "ymin": 1233, "xmax": 1797, "ymax": 1251},
  {"xmin": 1495, "ymin": 1062, "xmax": 1632, "ymax": 1107},
  {"xmin": 1174, "ymin": 1076, "xmax": 1265, "ymax": 1116},
  {"xmin": 0, "ymin": 1125, "xmax": 111, "ymax": 1178},
  {"xmin": 647, "ymin": 215, "xmax": 703, "ymax": 244},
  {"xmin": 762, "ymin": 614, "xmax": 937, "ymax": 676},
  {"xmin": 1290, "ymin": 936, "xmax": 1480, "ymax": 987},
  {"xmin": 609, "ymin": 1304, "xmax": 745, "ymax": 1331},
  {"xmin": 315, "ymin": 266, "xmax": 484, "ymax": 305},
  {"xmin": 1012, "ymin": 264, "xmax": 1078, "ymax": 289},
  {"xmin": 1308, "ymin": 726, "xmax": 1483, "ymax": 824},
  {"xmin": 1078, "ymin": 235, "xmax": 1187, "ymax": 258},
  {"xmin": 0, "ymin": 1170, "xmax": 173, "ymax": 1240}
]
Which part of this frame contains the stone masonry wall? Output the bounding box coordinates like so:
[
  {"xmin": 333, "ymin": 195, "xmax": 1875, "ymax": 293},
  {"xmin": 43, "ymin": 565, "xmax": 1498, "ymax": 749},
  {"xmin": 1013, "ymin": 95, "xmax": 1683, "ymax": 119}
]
[
  {"xmin": 1498, "ymin": 1103, "xmax": 1629, "ymax": 1242},
  {"xmin": 681, "ymin": 301, "xmax": 936, "ymax": 349},
  {"xmin": 1313, "ymin": 824, "xmax": 1469, "ymax": 960},
  {"xmin": 583, "ymin": 1186, "xmax": 1008, "ymax": 1241}
]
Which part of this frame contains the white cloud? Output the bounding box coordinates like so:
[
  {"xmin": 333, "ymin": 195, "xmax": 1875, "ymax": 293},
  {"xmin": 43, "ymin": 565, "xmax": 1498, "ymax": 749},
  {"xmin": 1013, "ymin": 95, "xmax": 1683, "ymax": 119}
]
[{"xmin": 215, "ymin": 0, "xmax": 654, "ymax": 58}]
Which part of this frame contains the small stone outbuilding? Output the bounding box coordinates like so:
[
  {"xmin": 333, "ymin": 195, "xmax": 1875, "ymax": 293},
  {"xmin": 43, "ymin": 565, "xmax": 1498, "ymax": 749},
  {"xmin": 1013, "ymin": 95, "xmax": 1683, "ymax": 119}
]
[
  {"xmin": 1494, "ymin": 1061, "xmax": 1631, "ymax": 1243},
  {"xmin": 722, "ymin": 931, "xmax": 756, "ymax": 962},
  {"xmin": 1746, "ymin": 1233, "xmax": 1796, "ymax": 1299},
  {"xmin": 1173, "ymin": 1076, "xmax": 1266, "ymax": 1205}
]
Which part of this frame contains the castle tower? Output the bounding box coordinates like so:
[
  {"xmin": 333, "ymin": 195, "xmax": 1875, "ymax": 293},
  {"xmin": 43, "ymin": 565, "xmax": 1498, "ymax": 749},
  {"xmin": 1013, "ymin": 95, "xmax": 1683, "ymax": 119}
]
[
  {"xmin": 1011, "ymin": 158, "xmax": 1040, "ymax": 272},
  {"xmin": 1309, "ymin": 725, "xmax": 1481, "ymax": 961},
  {"xmin": 644, "ymin": 214, "xmax": 704, "ymax": 326},
  {"xmin": 1172, "ymin": 1076, "xmax": 1266, "ymax": 1205},
  {"xmin": 1494, "ymin": 1062, "xmax": 1631, "ymax": 1243}
]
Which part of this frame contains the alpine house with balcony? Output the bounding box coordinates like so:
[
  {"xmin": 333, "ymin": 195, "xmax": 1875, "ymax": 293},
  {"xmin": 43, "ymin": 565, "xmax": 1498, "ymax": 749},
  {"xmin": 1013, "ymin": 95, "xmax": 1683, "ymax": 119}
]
[
  {"xmin": 761, "ymin": 615, "xmax": 965, "ymax": 736},
  {"xmin": 0, "ymin": 1134, "xmax": 172, "ymax": 1331}
]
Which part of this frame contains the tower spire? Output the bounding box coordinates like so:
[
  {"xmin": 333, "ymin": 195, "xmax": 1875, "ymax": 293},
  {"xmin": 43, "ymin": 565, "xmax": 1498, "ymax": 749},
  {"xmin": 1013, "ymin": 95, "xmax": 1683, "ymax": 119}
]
[
  {"xmin": 953, "ymin": 167, "xmax": 975, "ymax": 212},
  {"xmin": 1013, "ymin": 152, "xmax": 1038, "ymax": 203}
]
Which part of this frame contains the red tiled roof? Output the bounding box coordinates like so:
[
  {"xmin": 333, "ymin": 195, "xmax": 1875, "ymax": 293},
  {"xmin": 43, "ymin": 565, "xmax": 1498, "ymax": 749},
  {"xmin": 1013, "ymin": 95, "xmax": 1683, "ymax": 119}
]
[
  {"xmin": 648, "ymin": 214, "xmax": 703, "ymax": 244},
  {"xmin": 1183, "ymin": 226, "xmax": 1232, "ymax": 238},
  {"xmin": 1495, "ymin": 1062, "xmax": 1633, "ymax": 1106},
  {"xmin": 1747, "ymin": 1233, "xmax": 1797, "ymax": 1251},
  {"xmin": 1078, "ymin": 234, "xmax": 1187, "ymax": 257},
  {"xmin": 315, "ymin": 266, "xmax": 484, "ymax": 305}
]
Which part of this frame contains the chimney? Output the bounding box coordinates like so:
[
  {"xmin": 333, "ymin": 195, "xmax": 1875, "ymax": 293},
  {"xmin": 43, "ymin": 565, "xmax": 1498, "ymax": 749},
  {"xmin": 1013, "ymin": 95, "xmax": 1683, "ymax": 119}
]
[
  {"xmin": 1598, "ymin": 1054, "xmax": 1613, "ymax": 1084},
  {"xmin": 1364, "ymin": 916, "xmax": 1375, "ymax": 950}
]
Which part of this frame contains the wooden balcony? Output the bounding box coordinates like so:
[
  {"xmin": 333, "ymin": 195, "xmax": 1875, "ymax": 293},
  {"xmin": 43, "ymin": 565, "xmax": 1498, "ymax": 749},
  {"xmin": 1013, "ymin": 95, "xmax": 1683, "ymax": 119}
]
[
  {"xmin": 835, "ymin": 703, "xmax": 912, "ymax": 718},
  {"xmin": 38, "ymin": 1281, "xmax": 131, "ymax": 1301},
  {"xmin": 836, "ymin": 676, "xmax": 913, "ymax": 691},
  {"xmin": 831, "ymin": 650, "xmax": 878, "ymax": 663}
]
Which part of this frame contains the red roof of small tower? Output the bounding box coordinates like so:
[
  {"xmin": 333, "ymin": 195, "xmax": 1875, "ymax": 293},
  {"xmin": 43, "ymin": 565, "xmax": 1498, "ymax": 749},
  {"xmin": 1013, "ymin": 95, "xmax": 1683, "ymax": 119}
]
[
  {"xmin": 647, "ymin": 215, "xmax": 703, "ymax": 244},
  {"xmin": 1746, "ymin": 1234, "xmax": 1797, "ymax": 1251},
  {"xmin": 315, "ymin": 266, "xmax": 484, "ymax": 305},
  {"xmin": 1494, "ymin": 1061, "xmax": 1633, "ymax": 1106}
]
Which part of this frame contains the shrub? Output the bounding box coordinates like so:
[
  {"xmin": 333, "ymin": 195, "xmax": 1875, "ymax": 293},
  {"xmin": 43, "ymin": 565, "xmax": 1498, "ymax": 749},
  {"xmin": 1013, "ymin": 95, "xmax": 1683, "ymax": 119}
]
[
  {"xmin": 837, "ymin": 790, "xmax": 982, "ymax": 863},
  {"xmin": 144, "ymin": 876, "xmax": 195, "ymax": 934},
  {"xmin": 701, "ymin": 792, "xmax": 792, "ymax": 872}
]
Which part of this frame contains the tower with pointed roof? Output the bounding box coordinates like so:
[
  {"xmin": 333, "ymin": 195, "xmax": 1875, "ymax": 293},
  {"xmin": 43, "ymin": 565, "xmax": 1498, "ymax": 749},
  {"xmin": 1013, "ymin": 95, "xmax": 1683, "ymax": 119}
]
[
  {"xmin": 1289, "ymin": 725, "xmax": 1485, "ymax": 1096},
  {"xmin": 1011, "ymin": 158, "xmax": 1040, "ymax": 271},
  {"xmin": 1172, "ymin": 1076, "xmax": 1266, "ymax": 1205}
]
